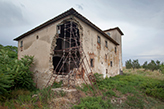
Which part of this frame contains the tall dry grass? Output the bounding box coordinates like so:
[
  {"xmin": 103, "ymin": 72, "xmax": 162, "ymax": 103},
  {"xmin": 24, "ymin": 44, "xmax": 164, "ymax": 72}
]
[{"xmin": 123, "ymin": 68, "xmax": 164, "ymax": 80}]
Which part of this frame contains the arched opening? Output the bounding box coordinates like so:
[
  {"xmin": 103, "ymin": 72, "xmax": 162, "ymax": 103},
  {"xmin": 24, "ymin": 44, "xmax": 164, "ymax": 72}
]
[{"xmin": 53, "ymin": 20, "xmax": 81, "ymax": 75}]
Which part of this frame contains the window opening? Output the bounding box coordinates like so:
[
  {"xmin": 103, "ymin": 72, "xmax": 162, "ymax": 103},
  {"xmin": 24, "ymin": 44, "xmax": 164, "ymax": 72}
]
[
  {"xmin": 36, "ymin": 35, "xmax": 39, "ymax": 39},
  {"xmin": 97, "ymin": 36, "xmax": 101, "ymax": 44},
  {"xmin": 107, "ymin": 32, "xmax": 110, "ymax": 36},
  {"xmin": 105, "ymin": 54, "xmax": 107, "ymax": 62},
  {"xmin": 20, "ymin": 40, "xmax": 23, "ymax": 51},
  {"xmin": 90, "ymin": 58, "xmax": 94, "ymax": 67},
  {"xmin": 53, "ymin": 21, "xmax": 80, "ymax": 75},
  {"xmin": 110, "ymin": 61, "xmax": 112, "ymax": 67},
  {"xmin": 105, "ymin": 40, "xmax": 108, "ymax": 48},
  {"xmin": 20, "ymin": 41, "xmax": 23, "ymax": 47}
]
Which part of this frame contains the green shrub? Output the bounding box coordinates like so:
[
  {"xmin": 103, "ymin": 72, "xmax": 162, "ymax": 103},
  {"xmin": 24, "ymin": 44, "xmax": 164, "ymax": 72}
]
[
  {"xmin": 52, "ymin": 81, "xmax": 62, "ymax": 88},
  {"xmin": 73, "ymin": 96, "xmax": 113, "ymax": 109},
  {"xmin": 126, "ymin": 95, "xmax": 144, "ymax": 109},
  {"xmin": 104, "ymin": 90, "xmax": 116, "ymax": 97},
  {"xmin": 160, "ymin": 63, "xmax": 164, "ymax": 74},
  {"xmin": 0, "ymin": 45, "xmax": 36, "ymax": 101}
]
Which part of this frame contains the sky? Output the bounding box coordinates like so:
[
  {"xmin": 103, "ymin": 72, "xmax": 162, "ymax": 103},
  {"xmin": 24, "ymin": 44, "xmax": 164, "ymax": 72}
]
[{"xmin": 0, "ymin": 0, "xmax": 164, "ymax": 65}]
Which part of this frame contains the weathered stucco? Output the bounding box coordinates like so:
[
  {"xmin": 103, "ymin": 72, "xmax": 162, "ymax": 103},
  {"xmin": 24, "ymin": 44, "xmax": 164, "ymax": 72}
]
[{"xmin": 16, "ymin": 10, "xmax": 123, "ymax": 89}]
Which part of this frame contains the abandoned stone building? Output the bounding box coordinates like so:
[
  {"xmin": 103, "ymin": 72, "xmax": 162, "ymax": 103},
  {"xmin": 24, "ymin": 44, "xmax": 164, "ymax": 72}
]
[{"xmin": 14, "ymin": 8, "xmax": 124, "ymax": 89}]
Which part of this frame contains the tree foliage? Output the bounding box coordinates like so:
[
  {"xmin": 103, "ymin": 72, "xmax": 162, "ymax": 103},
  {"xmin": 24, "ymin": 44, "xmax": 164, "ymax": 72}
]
[
  {"xmin": 0, "ymin": 44, "xmax": 35, "ymax": 100},
  {"xmin": 142, "ymin": 60, "xmax": 161, "ymax": 71},
  {"xmin": 125, "ymin": 59, "xmax": 132, "ymax": 69},
  {"xmin": 132, "ymin": 59, "xmax": 140, "ymax": 70},
  {"xmin": 125, "ymin": 59, "xmax": 140, "ymax": 70}
]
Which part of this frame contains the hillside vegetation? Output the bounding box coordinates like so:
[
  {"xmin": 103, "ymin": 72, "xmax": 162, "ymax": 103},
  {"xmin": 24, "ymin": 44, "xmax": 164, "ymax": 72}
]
[
  {"xmin": 74, "ymin": 69, "xmax": 164, "ymax": 109},
  {"xmin": 0, "ymin": 44, "xmax": 164, "ymax": 109}
]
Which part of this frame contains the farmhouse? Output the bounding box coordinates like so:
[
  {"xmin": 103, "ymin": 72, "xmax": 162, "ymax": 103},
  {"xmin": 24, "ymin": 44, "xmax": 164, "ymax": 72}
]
[{"xmin": 14, "ymin": 8, "xmax": 124, "ymax": 89}]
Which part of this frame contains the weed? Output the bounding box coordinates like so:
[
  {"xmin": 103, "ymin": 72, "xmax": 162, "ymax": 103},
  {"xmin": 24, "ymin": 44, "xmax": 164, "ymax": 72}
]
[
  {"xmin": 104, "ymin": 90, "xmax": 116, "ymax": 97},
  {"xmin": 73, "ymin": 96, "xmax": 113, "ymax": 109},
  {"xmin": 126, "ymin": 95, "xmax": 144, "ymax": 109}
]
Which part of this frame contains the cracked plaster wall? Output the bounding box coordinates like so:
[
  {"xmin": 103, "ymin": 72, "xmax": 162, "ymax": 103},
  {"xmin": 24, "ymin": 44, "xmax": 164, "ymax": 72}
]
[{"xmin": 17, "ymin": 15, "xmax": 122, "ymax": 88}]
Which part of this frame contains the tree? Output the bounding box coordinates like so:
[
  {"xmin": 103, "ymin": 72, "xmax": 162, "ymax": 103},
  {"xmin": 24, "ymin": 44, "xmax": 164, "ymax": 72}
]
[
  {"xmin": 142, "ymin": 61, "xmax": 148, "ymax": 70},
  {"xmin": 147, "ymin": 60, "xmax": 157, "ymax": 71},
  {"xmin": 132, "ymin": 59, "xmax": 140, "ymax": 70},
  {"xmin": 156, "ymin": 60, "xmax": 160, "ymax": 70},
  {"xmin": 125, "ymin": 59, "xmax": 132, "ymax": 69},
  {"xmin": 160, "ymin": 63, "xmax": 164, "ymax": 74}
]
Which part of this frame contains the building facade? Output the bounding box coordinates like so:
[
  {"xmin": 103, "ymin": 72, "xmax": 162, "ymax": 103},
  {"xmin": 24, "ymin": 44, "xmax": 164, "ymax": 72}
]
[{"xmin": 14, "ymin": 8, "xmax": 124, "ymax": 89}]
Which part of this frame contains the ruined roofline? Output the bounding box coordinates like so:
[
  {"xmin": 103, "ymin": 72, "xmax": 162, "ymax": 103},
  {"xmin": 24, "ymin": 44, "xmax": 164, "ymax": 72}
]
[
  {"xmin": 103, "ymin": 27, "xmax": 124, "ymax": 36},
  {"xmin": 13, "ymin": 8, "xmax": 119, "ymax": 45}
]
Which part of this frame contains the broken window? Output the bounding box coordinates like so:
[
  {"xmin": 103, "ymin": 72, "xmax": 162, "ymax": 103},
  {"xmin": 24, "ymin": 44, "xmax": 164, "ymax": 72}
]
[
  {"xmin": 53, "ymin": 21, "xmax": 81, "ymax": 75},
  {"xmin": 97, "ymin": 36, "xmax": 101, "ymax": 44},
  {"xmin": 90, "ymin": 58, "xmax": 94, "ymax": 67},
  {"xmin": 105, "ymin": 40, "xmax": 108, "ymax": 48}
]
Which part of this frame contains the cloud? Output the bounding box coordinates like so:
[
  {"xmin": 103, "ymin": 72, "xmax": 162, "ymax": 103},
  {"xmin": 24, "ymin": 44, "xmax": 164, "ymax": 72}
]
[
  {"xmin": 0, "ymin": 1, "xmax": 28, "ymax": 28},
  {"xmin": 76, "ymin": 4, "xmax": 83, "ymax": 10}
]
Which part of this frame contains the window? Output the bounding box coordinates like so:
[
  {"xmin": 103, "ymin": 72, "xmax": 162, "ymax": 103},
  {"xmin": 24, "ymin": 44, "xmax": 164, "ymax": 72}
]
[
  {"xmin": 36, "ymin": 35, "xmax": 39, "ymax": 39},
  {"xmin": 110, "ymin": 61, "xmax": 112, "ymax": 67},
  {"xmin": 20, "ymin": 40, "xmax": 23, "ymax": 51},
  {"xmin": 107, "ymin": 32, "xmax": 110, "ymax": 36},
  {"xmin": 20, "ymin": 41, "xmax": 23, "ymax": 47},
  {"xmin": 105, "ymin": 54, "xmax": 107, "ymax": 62},
  {"xmin": 90, "ymin": 58, "xmax": 94, "ymax": 67},
  {"xmin": 106, "ymin": 69, "xmax": 108, "ymax": 74},
  {"xmin": 115, "ymin": 46, "xmax": 117, "ymax": 53},
  {"xmin": 97, "ymin": 36, "xmax": 101, "ymax": 44},
  {"xmin": 105, "ymin": 40, "xmax": 108, "ymax": 48}
]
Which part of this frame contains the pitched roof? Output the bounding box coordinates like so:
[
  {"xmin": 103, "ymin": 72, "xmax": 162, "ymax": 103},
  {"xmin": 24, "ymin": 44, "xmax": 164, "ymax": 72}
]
[
  {"xmin": 103, "ymin": 27, "xmax": 124, "ymax": 35},
  {"xmin": 14, "ymin": 8, "xmax": 121, "ymax": 45}
]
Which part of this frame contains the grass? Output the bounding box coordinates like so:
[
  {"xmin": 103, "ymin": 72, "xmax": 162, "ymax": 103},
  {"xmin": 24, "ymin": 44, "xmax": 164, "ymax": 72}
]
[
  {"xmin": 74, "ymin": 68, "xmax": 164, "ymax": 109},
  {"xmin": 0, "ymin": 82, "xmax": 62, "ymax": 109},
  {"xmin": 1, "ymin": 68, "xmax": 164, "ymax": 108}
]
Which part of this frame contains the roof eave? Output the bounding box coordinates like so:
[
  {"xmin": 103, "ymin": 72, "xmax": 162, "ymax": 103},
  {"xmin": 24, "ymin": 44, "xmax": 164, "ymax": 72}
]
[
  {"xmin": 103, "ymin": 27, "xmax": 124, "ymax": 36},
  {"xmin": 13, "ymin": 8, "xmax": 119, "ymax": 45}
]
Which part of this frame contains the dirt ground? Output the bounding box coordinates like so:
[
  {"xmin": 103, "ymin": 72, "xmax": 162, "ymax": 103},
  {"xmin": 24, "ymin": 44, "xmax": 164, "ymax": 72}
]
[{"xmin": 49, "ymin": 88, "xmax": 89, "ymax": 109}]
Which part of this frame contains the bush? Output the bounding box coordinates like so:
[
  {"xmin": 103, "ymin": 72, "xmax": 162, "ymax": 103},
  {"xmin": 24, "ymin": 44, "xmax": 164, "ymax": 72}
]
[
  {"xmin": 0, "ymin": 45, "xmax": 36, "ymax": 100},
  {"xmin": 160, "ymin": 63, "xmax": 164, "ymax": 74},
  {"xmin": 73, "ymin": 96, "xmax": 113, "ymax": 109}
]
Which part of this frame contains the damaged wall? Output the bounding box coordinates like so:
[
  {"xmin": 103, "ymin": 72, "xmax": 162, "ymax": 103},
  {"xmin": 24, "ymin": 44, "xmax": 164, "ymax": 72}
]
[{"xmin": 17, "ymin": 15, "xmax": 123, "ymax": 89}]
